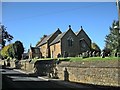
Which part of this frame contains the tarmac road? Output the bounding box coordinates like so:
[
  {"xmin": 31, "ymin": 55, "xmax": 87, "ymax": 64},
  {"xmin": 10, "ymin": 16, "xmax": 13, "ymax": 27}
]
[{"xmin": 1, "ymin": 68, "xmax": 69, "ymax": 89}]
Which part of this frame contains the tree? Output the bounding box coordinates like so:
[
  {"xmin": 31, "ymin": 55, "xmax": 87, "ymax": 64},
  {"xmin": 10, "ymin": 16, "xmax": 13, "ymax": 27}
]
[
  {"xmin": 0, "ymin": 41, "xmax": 24, "ymax": 60},
  {"xmin": 91, "ymin": 42, "xmax": 101, "ymax": 56},
  {"xmin": 8, "ymin": 44, "xmax": 15, "ymax": 59},
  {"xmin": 0, "ymin": 44, "xmax": 12, "ymax": 59},
  {"xmin": 36, "ymin": 35, "xmax": 47, "ymax": 46},
  {"xmin": 13, "ymin": 41, "xmax": 24, "ymax": 60},
  {"xmin": 91, "ymin": 42, "xmax": 101, "ymax": 52},
  {"xmin": 102, "ymin": 47, "xmax": 111, "ymax": 56},
  {"xmin": 0, "ymin": 24, "xmax": 13, "ymax": 48},
  {"xmin": 105, "ymin": 20, "xmax": 120, "ymax": 53}
]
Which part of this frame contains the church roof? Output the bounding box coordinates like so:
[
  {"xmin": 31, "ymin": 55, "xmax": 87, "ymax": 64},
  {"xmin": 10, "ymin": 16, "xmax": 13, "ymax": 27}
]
[
  {"xmin": 50, "ymin": 32, "xmax": 66, "ymax": 45},
  {"xmin": 37, "ymin": 28, "xmax": 61, "ymax": 46},
  {"xmin": 38, "ymin": 34, "xmax": 53, "ymax": 46}
]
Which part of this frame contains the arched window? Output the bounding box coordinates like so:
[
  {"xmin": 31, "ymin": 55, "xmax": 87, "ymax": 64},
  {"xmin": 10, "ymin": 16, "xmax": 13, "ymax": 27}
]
[
  {"xmin": 67, "ymin": 36, "xmax": 73, "ymax": 47},
  {"xmin": 79, "ymin": 39, "xmax": 87, "ymax": 52}
]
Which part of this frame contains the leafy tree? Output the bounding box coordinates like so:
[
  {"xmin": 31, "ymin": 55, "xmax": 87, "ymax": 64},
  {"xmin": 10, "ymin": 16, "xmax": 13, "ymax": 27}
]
[
  {"xmin": 91, "ymin": 42, "xmax": 101, "ymax": 52},
  {"xmin": 0, "ymin": 24, "xmax": 13, "ymax": 48},
  {"xmin": 8, "ymin": 44, "xmax": 15, "ymax": 59},
  {"xmin": 91, "ymin": 42, "xmax": 101, "ymax": 56},
  {"xmin": 102, "ymin": 47, "xmax": 111, "ymax": 56},
  {"xmin": 0, "ymin": 41, "xmax": 24, "ymax": 60},
  {"xmin": 105, "ymin": 20, "xmax": 120, "ymax": 53},
  {"xmin": 0, "ymin": 44, "xmax": 11, "ymax": 59},
  {"xmin": 13, "ymin": 41, "xmax": 24, "ymax": 60},
  {"xmin": 36, "ymin": 35, "xmax": 47, "ymax": 46}
]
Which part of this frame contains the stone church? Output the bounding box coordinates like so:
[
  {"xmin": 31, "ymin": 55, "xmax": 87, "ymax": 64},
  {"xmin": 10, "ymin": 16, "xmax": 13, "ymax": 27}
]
[{"xmin": 35, "ymin": 25, "xmax": 91, "ymax": 58}]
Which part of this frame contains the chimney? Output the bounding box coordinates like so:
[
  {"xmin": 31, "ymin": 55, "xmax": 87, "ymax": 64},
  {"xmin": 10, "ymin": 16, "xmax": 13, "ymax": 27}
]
[{"xmin": 43, "ymin": 34, "xmax": 47, "ymax": 38}]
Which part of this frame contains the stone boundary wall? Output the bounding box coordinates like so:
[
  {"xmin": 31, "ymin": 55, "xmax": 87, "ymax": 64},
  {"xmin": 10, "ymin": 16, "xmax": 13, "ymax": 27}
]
[
  {"xmin": 20, "ymin": 60, "xmax": 35, "ymax": 73},
  {"xmin": 0, "ymin": 59, "xmax": 35, "ymax": 73},
  {"xmin": 0, "ymin": 59, "xmax": 119, "ymax": 87},
  {"xmin": 57, "ymin": 60, "xmax": 119, "ymax": 87},
  {"xmin": 9, "ymin": 59, "xmax": 56, "ymax": 75}
]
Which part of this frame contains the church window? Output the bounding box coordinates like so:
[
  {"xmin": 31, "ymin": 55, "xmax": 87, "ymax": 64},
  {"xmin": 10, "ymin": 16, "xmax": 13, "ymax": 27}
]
[{"xmin": 67, "ymin": 36, "xmax": 73, "ymax": 47}]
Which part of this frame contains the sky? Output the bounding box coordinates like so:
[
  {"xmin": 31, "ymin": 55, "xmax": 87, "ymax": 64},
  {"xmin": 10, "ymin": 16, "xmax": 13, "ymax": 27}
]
[{"xmin": 2, "ymin": 2, "xmax": 118, "ymax": 52}]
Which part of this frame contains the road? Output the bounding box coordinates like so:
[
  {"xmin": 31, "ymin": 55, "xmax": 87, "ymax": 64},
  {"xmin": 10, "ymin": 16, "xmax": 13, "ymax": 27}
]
[
  {"xmin": 1, "ymin": 68, "xmax": 69, "ymax": 89},
  {"xmin": 1, "ymin": 68, "xmax": 119, "ymax": 90}
]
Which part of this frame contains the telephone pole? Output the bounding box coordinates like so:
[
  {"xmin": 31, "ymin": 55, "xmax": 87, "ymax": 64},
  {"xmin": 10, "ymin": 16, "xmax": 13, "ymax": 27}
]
[
  {"xmin": 0, "ymin": 24, "xmax": 2, "ymax": 49},
  {"xmin": 116, "ymin": 0, "xmax": 120, "ymax": 54},
  {"xmin": 116, "ymin": 0, "xmax": 120, "ymax": 31}
]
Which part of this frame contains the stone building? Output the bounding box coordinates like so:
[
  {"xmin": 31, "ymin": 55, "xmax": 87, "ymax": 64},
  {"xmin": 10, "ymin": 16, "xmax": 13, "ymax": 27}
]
[
  {"xmin": 50, "ymin": 25, "xmax": 78, "ymax": 58},
  {"xmin": 29, "ymin": 45, "xmax": 42, "ymax": 59},
  {"xmin": 76, "ymin": 26, "xmax": 91, "ymax": 54},
  {"xmin": 36, "ymin": 25, "xmax": 91, "ymax": 58},
  {"xmin": 36, "ymin": 29, "xmax": 61, "ymax": 58}
]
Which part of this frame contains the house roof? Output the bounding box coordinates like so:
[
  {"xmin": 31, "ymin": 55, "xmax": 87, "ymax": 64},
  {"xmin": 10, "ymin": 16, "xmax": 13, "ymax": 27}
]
[
  {"xmin": 36, "ymin": 28, "xmax": 61, "ymax": 47},
  {"xmin": 30, "ymin": 46, "xmax": 40, "ymax": 53},
  {"xmin": 50, "ymin": 26, "xmax": 75, "ymax": 45},
  {"xmin": 76, "ymin": 26, "xmax": 84, "ymax": 36},
  {"xmin": 76, "ymin": 26, "xmax": 91, "ymax": 42},
  {"xmin": 31, "ymin": 46, "xmax": 39, "ymax": 50},
  {"xmin": 37, "ymin": 34, "xmax": 53, "ymax": 46},
  {"xmin": 75, "ymin": 31, "xmax": 79, "ymax": 35},
  {"xmin": 50, "ymin": 32, "xmax": 66, "ymax": 45}
]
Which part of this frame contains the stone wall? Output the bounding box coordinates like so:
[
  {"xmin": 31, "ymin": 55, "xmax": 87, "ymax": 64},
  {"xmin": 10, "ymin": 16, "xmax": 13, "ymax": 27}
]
[
  {"xmin": 9, "ymin": 59, "xmax": 56, "ymax": 75},
  {"xmin": 10, "ymin": 60, "xmax": 16, "ymax": 68},
  {"xmin": 40, "ymin": 44, "xmax": 48, "ymax": 58},
  {"xmin": 0, "ymin": 59, "xmax": 119, "ymax": 87},
  {"xmin": 50, "ymin": 42, "xmax": 61, "ymax": 58},
  {"xmin": 20, "ymin": 60, "xmax": 34, "ymax": 73},
  {"xmin": 57, "ymin": 60, "xmax": 119, "ymax": 87}
]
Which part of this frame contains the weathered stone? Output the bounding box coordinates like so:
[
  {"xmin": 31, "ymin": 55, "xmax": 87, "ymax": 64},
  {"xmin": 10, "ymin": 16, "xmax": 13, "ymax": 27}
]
[{"xmin": 57, "ymin": 60, "xmax": 119, "ymax": 87}]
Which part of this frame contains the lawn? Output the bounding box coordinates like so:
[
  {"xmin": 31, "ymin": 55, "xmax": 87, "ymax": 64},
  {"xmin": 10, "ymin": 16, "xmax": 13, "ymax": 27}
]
[
  {"xmin": 69, "ymin": 57, "xmax": 119, "ymax": 61},
  {"xmin": 57, "ymin": 57, "xmax": 119, "ymax": 61},
  {"xmin": 30, "ymin": 56, "xmax": 119, "ymax": 63}
]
